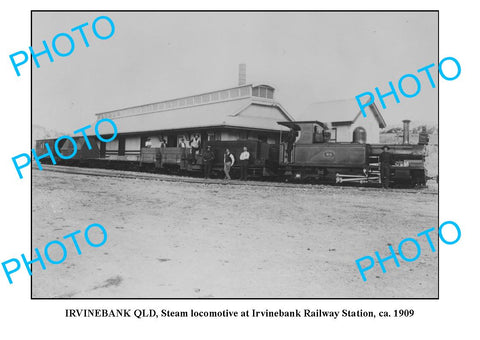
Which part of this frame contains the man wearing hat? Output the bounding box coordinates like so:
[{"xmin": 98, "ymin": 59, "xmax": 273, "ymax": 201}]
[
  {"xmin": 202, "ymin": 145, "xmax": 215, "ymax": 179},
  {"xmin": 379, "ymin": 145, "xmax": 394, "ymax": 188}
]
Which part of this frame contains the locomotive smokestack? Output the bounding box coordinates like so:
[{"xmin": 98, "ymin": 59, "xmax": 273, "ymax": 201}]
[
  {"xmin": 402, "ymin": 119, "xmax": 411, "ymax": 144},
  {"xmin": 238, "ymin": 63, "xmax": 246, "ymax": 86}
]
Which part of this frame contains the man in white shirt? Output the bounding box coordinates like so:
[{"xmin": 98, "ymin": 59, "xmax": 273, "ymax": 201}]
[
  {"xmin": 179, "ymin": 138, "xmax": 187, "ymax": 148},
  {"xmin": 239, "ymin": 146, "xmax": 250, "ymax": 180},
  {"xmin": 190, "ymin": 134, "xmax": 200, "ymax": 155}
]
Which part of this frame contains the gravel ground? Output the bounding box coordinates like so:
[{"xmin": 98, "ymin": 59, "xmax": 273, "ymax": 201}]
[{"xmin": 32, "ymin": 168, "xmax": 438, "ymax": 298}]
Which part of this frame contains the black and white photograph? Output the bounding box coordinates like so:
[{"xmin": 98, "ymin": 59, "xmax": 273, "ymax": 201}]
[{"xmin": 31, "ymin": 11, "xmax": 438, "ymax": 298}]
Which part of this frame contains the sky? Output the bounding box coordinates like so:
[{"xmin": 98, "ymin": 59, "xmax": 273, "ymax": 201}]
[{"xmin": 32, "ymin": 11, "xmax": 438, "ymax": 133}]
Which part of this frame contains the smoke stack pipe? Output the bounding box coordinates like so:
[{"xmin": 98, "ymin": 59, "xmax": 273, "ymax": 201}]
[
  {"xmin": 238, "ymin": 63, "xmax": 246, "ymax": 86},
  {"xmin": 402, "ymin": 120, "xmax": 411, "ymax": 144}
]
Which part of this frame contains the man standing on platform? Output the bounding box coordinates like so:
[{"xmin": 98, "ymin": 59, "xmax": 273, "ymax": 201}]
[
  {"xmin": 224, "ymin": 148, "xmax": 235, "ymax": 180},
  {"xmin": 203, "ymin": 145, "xmax": 215, "ymax": 179},
  {"xmin": 239, "ymin": 146, "xmax": 250, "ymax": 181}
]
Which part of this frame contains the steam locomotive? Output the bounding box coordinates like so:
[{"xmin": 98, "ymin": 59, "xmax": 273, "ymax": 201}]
[{"xmin": 35, "ymin": 120, "xmax": 428, "ymax": 187}]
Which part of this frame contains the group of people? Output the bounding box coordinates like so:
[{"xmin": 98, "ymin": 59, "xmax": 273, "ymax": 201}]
[
  {"xmin": 144, "ymin": 134, "xmax": 201, "ymax": 148},
  {"xmin": 202, "ymin": 146, "xmax": 251, "ymax": 180},
  {"xmin": 145, "ymin": 134, "xmax": 395, "ymax": 187},
  {"xmin": 144, "ymin": 137, "xmax": 168, "ymax": 148}
]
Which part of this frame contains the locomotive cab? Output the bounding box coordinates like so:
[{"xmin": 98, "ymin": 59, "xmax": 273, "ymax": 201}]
[{"xmin": 277, "ymin": 121, "xmax": 369, "ymax": 182}]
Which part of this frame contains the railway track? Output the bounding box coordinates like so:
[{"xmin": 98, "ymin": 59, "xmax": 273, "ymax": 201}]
[
  {"xmin": 33, "ymin": 164, "xmax": 438, "ymax": 195},
  {"xmin": 34, "ymin": 164, "xmax": 323, "ymax": 189}
]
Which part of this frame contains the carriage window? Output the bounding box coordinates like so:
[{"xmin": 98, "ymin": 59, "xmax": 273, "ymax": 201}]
[
  {"xmin": 207, "ymin": 132, "xmax": 221, "ymax": 141},
  {"xmin": 166, "ymin": 135, "xmax": 177, "ymax": 147}
]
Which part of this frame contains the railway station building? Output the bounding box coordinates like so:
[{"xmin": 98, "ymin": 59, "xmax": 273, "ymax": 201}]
[
  {"xmin": 95, "ymin": 83, "xmax": 294, "ymax": 161},
  {"xmin": 300, "ymin": 99, "xmax": 386, "ymax": 144}
]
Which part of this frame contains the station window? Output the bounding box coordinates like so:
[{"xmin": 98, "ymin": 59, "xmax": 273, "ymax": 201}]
[
  {"xmin": 240, "ymin": 86, "xmax": 250, "ymax": 96},
  {"xmin": 259, "ymin": 87, "xmax": 267, "ymax": 98},
  {"xmin": 253, "ymin": 86, "xmax": 274, "ymax": 99},
  {"xmin": 266, "ymin": 88, "xmax": 274, "ymax": 99}
]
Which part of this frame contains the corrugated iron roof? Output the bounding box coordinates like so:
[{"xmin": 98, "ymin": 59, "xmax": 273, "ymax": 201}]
[{"xmin": 96, "ymin": 97, "xmax": 291, "ymax": 135}]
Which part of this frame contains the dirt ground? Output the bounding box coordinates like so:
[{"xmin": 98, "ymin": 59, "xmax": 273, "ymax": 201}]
[{"xmin": 32, "ymin": 169, "xmax": 438, "ymax": 298}]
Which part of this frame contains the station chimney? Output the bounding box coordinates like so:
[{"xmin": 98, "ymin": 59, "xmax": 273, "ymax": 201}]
[
  {"xmin": 402, "ymin": 119, "xmax": 411, "ymax": 144},
  {"xmin": 238, "ymin": 63, "xmax": 246, "ymax": 86}
]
